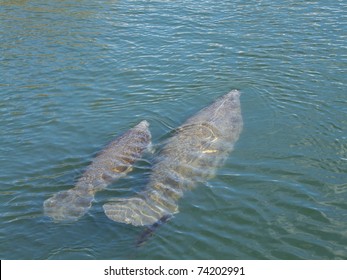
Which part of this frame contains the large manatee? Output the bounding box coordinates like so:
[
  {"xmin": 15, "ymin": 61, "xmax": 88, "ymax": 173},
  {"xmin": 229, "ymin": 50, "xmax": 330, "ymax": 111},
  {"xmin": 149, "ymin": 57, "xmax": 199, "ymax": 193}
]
[
  {"xmin": 44, "ymin": 120, "xmax": 151, "ymax": 222},
  {"xmin": 103, "ymin": 90, "xmax": 243, "ymax": 226}
]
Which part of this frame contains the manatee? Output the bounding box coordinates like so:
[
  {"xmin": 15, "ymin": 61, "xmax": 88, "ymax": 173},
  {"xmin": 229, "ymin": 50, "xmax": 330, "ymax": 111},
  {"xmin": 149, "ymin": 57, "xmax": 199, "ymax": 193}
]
[
  {"xmin": 44, "ymin": 120, "xmax": 151, "ymax": 222},
  {"xmin": 103, "ymin": 90, "xmax": 243, "ymax": 227}
]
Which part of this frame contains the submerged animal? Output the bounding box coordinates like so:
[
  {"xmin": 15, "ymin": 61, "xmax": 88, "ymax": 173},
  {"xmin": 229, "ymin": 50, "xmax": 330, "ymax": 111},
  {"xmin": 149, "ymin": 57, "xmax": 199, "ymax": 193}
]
[
  {"xmin": 103, "ymin": 90, "xmax": 243, "ymax": 227},
  {"xmin": 43, "ymin": 120, "xmax": 151, "ymax": 222}
]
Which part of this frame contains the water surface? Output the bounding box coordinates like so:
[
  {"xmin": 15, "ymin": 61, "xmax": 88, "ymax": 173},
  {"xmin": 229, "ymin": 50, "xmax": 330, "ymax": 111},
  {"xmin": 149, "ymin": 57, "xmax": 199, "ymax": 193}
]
[{"xmin": 0, "ymin": 0, "xmax": 346, "ymax": 259}]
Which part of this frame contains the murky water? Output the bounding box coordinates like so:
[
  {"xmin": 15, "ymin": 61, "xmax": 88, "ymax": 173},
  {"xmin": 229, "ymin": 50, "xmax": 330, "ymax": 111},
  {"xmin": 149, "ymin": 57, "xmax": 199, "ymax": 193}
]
[{"xmin": 1, "ymin": 0, "xmax": 346, "ymax": 259}]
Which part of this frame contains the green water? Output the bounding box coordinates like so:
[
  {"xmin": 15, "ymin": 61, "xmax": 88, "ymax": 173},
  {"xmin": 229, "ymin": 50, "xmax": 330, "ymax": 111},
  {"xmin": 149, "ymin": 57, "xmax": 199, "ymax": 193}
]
[{"xmin": 1, "ymin": 0, "xmax": 346, "ymax": 259}]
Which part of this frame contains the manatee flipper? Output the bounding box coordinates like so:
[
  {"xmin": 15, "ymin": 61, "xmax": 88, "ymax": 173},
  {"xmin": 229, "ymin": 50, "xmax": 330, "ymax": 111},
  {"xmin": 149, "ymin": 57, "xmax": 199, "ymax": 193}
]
[
  {"xmin": 136, "ymin": 214, "xmax": 172, "ymax": 247},
  {"xmin": 43, "ymin": 120, "xmax": 151, "ymax": 222},
  {"xmin": 103, "ymin": 196, "xmax": 176, "ymax": 227}
]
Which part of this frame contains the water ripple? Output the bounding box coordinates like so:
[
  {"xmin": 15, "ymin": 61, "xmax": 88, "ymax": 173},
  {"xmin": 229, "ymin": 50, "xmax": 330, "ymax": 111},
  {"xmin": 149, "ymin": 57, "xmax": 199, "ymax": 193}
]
[{"xmin": 1, "ymin": 0, "xmax": 346, "ymax": 259}]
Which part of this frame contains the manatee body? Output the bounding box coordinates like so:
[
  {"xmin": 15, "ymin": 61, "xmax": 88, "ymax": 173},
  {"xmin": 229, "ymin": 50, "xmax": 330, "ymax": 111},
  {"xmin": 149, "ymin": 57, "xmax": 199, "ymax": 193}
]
[
  {"xmin": 103, "ymin": 90, "xmax": 243, "ymax": 226},
  {"xmin": 44, "ymin": 120, "xmax": 151, "ymax": 222}
]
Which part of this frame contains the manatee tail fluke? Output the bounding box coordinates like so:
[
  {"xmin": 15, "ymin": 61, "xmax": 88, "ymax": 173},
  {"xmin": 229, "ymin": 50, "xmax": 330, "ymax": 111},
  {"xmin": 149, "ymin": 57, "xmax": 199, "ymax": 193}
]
[
  {"xmin": 103, "ymin": 196, "xmax": 168, "ymax": 227},
  {"xmin": 43, "ymin": 189, "xmax": 94, "ymax": 222}
]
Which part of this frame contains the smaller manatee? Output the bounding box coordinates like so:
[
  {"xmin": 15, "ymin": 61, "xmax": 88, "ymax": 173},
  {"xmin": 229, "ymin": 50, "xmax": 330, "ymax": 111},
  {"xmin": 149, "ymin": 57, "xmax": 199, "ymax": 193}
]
[{"xmin": 44, "ymin": 120, "xmax": 152, "ymax": 222}]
